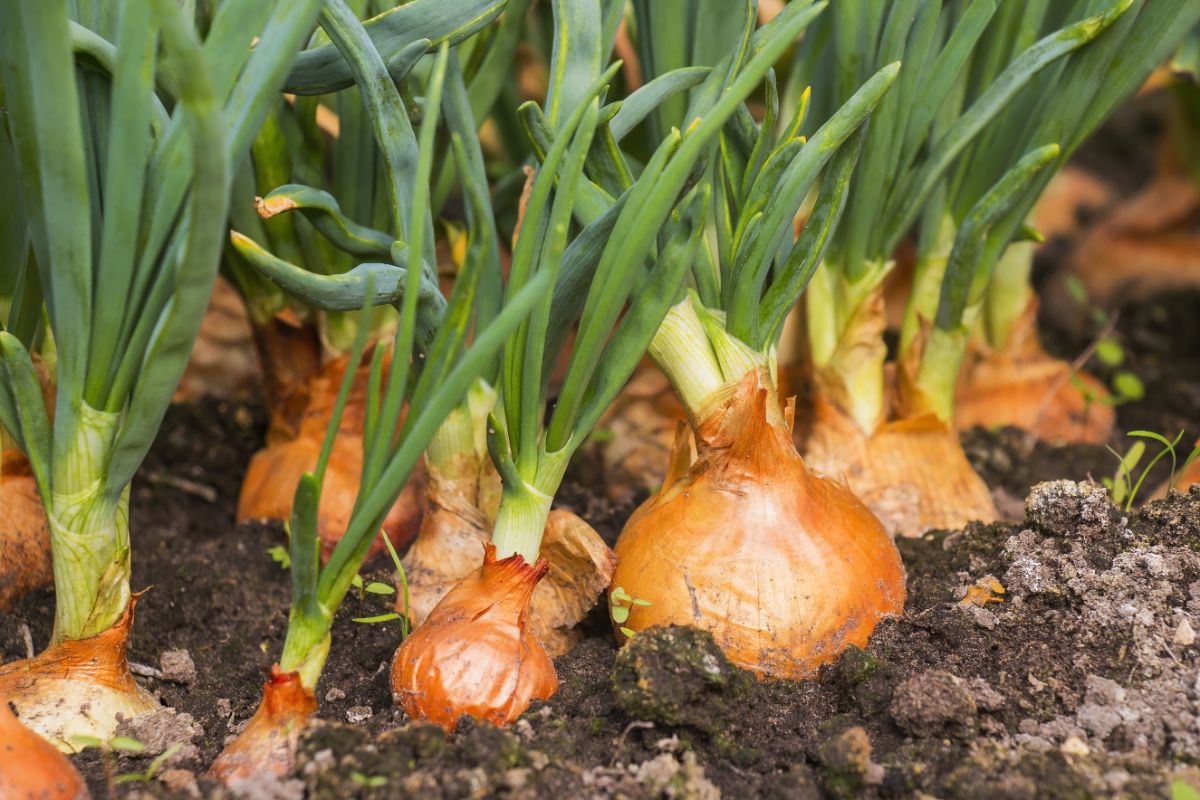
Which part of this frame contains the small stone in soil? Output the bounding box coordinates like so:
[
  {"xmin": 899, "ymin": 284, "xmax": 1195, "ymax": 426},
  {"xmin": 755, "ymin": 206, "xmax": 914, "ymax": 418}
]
[
  {"xmin": 345, "ymin": 705, "xmax": 372, "ymax": 724},
  {"xmin": 888, "ymin": 669, "xmax": 977, "ymax": 737},
  {"xmin": 160, "ymin": 648, "xmax": 198, "ymax": 684}
]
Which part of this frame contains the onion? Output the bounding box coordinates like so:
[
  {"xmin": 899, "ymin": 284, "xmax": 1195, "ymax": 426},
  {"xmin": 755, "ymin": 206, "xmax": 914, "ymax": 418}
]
[
  {"xmin": 805, "ymin": 394, "xmax": 997, "ymax": 538},
  {"xmin": 208, "ymin": 667, "xmax": 317, "ymax": 785},
  {"xmin": 173, "ymin": 275, "xmax": 261, "ymax": 404},
  {"xmin": 238, "ymin": 352, "xmax": 424, "ymax": 560},
  {"xmin": 0, "ymin": 600, "xmax": 157, "ymax": 751},
  {"xmin": 0, "ymin": 449, "xmax": 53, "ymax": 610},
  {"xmin": 391, "ymin": 544, "xmax": 557, "ymax": 730},
  {"xmin": 401, "ymin": 441, "xmax": 614, "ymax": 656},
  {"xmin": 611, "ymin": 370, "xmax": 906, "ymax": 679},
  {"xmin": 955, "ymin": 299, "xmax": 1114, "ymax": 444},
  {"xmin": 0, "ymin": 698, "xmax": 89, "ymax": 799}
]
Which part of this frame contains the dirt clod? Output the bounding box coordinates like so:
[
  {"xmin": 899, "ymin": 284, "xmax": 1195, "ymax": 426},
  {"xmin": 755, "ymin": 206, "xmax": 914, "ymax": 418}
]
[
  {"xmin": 160, "ymin": 649, "xmax": 197, "ymax": 685},
  {"xmin": 612, "ymin": 626, "xmax": 751, "ymax": 733},
  {"xmin": 115, "ymin": 707, "xmax": 204, "ymax": 766},
  {"xmin": 888, "ymin": 669, "xmax": 977, "ymax": 737},
  {"xmin": 816, "ymin": 726, "xmax": 883, "ymax": 798}
]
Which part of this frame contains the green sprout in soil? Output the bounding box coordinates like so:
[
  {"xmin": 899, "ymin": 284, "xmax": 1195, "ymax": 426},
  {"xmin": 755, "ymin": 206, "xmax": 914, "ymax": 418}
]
[
  {"xmin": 610, "ymin": 586, "xmax": 652, "ymax": 639},
  {"xmin": 1104, "ymin": 428, "xmax": 1200, "ymax": 510}
]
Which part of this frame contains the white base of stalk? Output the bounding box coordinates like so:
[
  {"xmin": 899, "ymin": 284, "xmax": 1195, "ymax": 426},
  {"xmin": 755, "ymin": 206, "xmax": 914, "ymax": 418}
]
[
  {"xmin": 48, "ymin": 402, "xmax": 132, "ymax": 644},
  {"xmin": 490, "ymin": 486, "xmax": 554, "ymax": 563},
  {"xmin": 6, "ymin": 673, "xmax": 158, "ymax": 753},
  {"xmin": 279, "ymin": 621, "xmax": 332, "ymax": 693}
]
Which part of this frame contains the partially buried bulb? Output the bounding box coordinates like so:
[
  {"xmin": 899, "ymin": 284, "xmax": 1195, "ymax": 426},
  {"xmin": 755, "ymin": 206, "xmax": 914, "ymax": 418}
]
[{"xmin": 391, "ymin": 544, "xmax": 557, "ymax": 730}]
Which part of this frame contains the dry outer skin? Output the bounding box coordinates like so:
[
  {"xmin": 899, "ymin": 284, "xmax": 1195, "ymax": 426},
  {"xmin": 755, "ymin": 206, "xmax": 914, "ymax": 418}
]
[
  {"xmin": 0, "ymin": 451, "xmax": 54, "ymax": 610},
  {"xmin": 400, "ymin": 468, "xmax": 616, "ymax": 659},
  {"xmin": 805, "ymin": 394, "xmax": 999, "ymax": 537},
  {"xmin": 954, "ymin": 297, "xmax": 1115, "ymax": 444},
  {"xmin": 238, "ymin": 353, "xmax": 425, "ymax": 562},
  {"xmin": 613, "ymin": 371, "xmax": 906, "ymax": 679}
]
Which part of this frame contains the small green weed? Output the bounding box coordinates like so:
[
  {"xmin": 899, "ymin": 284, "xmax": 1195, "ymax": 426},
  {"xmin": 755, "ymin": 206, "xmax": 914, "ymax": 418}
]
[{"xmin": 610, "ymin": 586, "xmax": 651, "ymax": 639}]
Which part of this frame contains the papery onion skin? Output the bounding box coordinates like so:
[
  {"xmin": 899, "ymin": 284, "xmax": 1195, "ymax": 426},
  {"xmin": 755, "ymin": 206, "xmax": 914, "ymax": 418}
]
[
  {"xmin": 207, "ymin": 667, "xmax": 317, "ymax": 785},
  {"xmin": 612, "ymin": 372, "xmax": 906, "ymax": 680},
  {"xmin": 0, "ymin": 449, "xmax": 54, "ymax": 610},
  {"xmin": 0, "ymin": 699, "xmax": 90, "ymax": 799},
  {"xmin": 955, "ymin": 300, "xmax": 1114, "ymax": 444},
  {"xmin": 804, "ymin": 394, "xmax": 999, "ymax": 538},
  {"xmin": 0, "ymin": 601, "xmax": 157, "ymax": 751},
  {"xmin": 400, "ymin": 470, "xmax": 614, "ymax": 657},
  {"xmin": 392, "ymin": 545, "xmax": 557, "ymax": 731},
  {"xmin": 238, "ymin": 353, "xmax": 424, "ymax": 560}
]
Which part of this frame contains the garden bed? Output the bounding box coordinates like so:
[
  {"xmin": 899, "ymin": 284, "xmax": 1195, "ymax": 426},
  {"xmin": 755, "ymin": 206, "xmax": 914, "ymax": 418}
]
[{"xmin": 3, "ymin": 284, "xmax": 1198, "ymax": 799}]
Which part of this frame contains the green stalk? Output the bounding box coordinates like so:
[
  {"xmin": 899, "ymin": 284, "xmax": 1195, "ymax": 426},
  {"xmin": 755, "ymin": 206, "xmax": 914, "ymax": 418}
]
[
  {"xmin": 646, "ymin": 297, "xmax": 726, "ymax": 416},
  {"xmin": 489, "ymin": 447, "xmax": 569, "ymax": 562},
  {"xmin": 899, "ymin": 213, "xmax": 956, "ymax": 354},
  {"xmin": 805, "ymin": 256, "xmax": 892, "ymax": 435},
  {"xmin": 981, "ymin": 239, "xmax": 1035, "ymax": 351},
  {"xmin": 47, "ymin": 403, "xmax": 129, "ymax": 644}
]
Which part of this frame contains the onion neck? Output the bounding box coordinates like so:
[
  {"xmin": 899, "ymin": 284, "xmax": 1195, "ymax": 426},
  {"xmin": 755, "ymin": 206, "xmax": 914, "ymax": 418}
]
[
  {"xmin": 648, "ymin": 294, "xmax": 774, "ymax": 424},
  {"xmin": 491, "ymin": 447, "xmax": 569, "ymax": 563},
  {"xmin": 806, "ymin": 258, "xmax": 892, "ymax": 435},
  {"xmin": 279, "ymin": 611, "xmax": 332, "ymax": 692},
  {"xmin": 981, "ymin": 240, "xmax": 1035, "ymax": 351},
  {"xmin": 48, "ymin": 402, "xmax": 131, "ymax": 645},
  {"xmin": 425, "ymin": 378, "xmax": 495, "ymax": 486},
  {"xmin": 899, "ymin": 213, "xmax": 955, "ymax": 354},
  {"xmin": 647, "ymin": 296, "xmax": 727, "ymax": 417},
  {"xmin": 907, "ymin": 324, "xmax": 971, "ymax": 423}
]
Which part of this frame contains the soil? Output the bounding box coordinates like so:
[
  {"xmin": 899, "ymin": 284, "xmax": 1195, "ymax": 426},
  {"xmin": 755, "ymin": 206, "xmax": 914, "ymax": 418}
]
[{"xmin": 3, "ymin": 99, "xmax": 1200, "ymax": 799}]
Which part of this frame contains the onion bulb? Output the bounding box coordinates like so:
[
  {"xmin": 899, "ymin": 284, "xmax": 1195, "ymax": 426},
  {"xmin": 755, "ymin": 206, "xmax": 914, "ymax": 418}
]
[
  {"xmin": 611, "ymin": 370, "xmax": 906, "ymax": 679},
  {"xmin": 238, "ymin": 352, "xmax": 424, "ymax": 560},
  {"xmin": 208, "ymin": 667, "xmax": 317, "ymax": 785},
  {"xmin": 955, "ymin": 299, "xmax": 1114, "ymax": 444},
  {"xmin": 1, "ymin": 449, "xmax": 54, "ymax": 610},
  {"xmin": 0, "ymin": 698, "xmax": 89, "ymax": 799},
  {"xmin": 173, "ymin": 275, "xmax": 260, "ymax": 404},
  {"xmin": 401, "ymin": 445, "xmax": 613, "ymax": 656},
  {"xmin": 391, "ymin": 545, "xmax": 557, "ymax": 730},
  {"xmin": 0, "ymin": 601, "xmax": 157, "ymax": 751},
  {"xmin": 805, "ymin": 394, "xmax": 997, "ymax": 538}
]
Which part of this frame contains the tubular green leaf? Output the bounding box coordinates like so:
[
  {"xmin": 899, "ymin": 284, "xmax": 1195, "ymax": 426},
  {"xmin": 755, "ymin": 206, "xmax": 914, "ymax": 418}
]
[
  {"xmin": 882, "ymin": 0, "xmax": 1134, "ymax": 254},
  {"xmin": 758, "ymin": 126, "xmax": 863, "ymax": 348},
  {"xmin": 933, "ymin": 144, "xmax": 1059, "ymax": 331},
  {"xmin": 285, "ymin": 0, "xmax": 508, "ymax": 94},
  {"xmin": 105, "ymin": 0, "xmax": 231, "ymax": 493},
  {"xmin": 257, "ymin": 185, "xmax": 396, "ymax": 258}
]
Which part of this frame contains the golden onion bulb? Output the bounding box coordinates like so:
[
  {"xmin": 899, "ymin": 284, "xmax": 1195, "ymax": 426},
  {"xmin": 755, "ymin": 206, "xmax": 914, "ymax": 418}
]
[
  {"xmin": 208, "ymin": 667, "xmax": 317, "ymax": 785},
  {"xmin": 391, "ymin": 545, "xmax": 557, "ymax": 730},
  {"xmin": 611, "ymin": 371, "xmax": 906, "ymax": 679},
  {"xmin": 0, "ymin": 449, "xmax": 53, "ymax": 610},
  {"xmin": 238, "ymin": 354, "xmax": 424, "ymax": 560}
]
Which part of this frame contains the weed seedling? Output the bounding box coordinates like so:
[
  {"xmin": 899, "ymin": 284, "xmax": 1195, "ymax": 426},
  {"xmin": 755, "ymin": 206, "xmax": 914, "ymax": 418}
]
[{"xmin": 609, "ymin": 586, "xmax": 652, "ymax": 639}]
